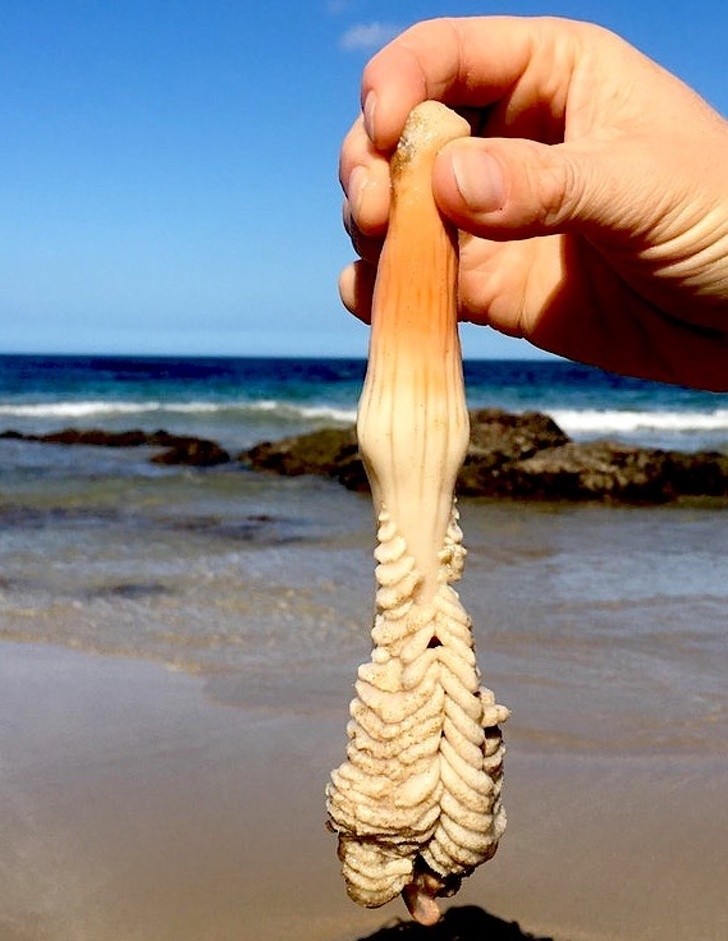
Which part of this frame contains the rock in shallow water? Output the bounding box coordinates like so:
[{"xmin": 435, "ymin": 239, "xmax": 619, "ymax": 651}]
[
  {"xmin": 5, "ymin": 414, "xmax": 727, "ymax": 499},
  {"xmin": 0, "ymin": 427, "xmax": 231, "ymax": 467},
  {"xmin": 241, "ymin": 425, "xmax": 366, "ymax": 489},
  {"xmin": 239, "ymin": 409, "xmax": 728, "ymax": 504},
  {"xmin": 150, "ymin": 438, "xmax": 230, "ymax": 467}
]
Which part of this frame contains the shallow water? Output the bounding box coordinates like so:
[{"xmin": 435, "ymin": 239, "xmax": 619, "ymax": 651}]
[{"xmin": 1, "ymin": 450, "xmax": 725, "ymax": 760}]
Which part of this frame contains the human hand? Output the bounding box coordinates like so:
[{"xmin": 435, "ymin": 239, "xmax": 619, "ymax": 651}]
[{"xmin": 339, "ymin": 16, "xmax": 728, "ymax": 391}]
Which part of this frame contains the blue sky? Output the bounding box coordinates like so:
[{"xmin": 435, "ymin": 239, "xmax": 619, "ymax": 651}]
[{"xmin": 1, "ymin": 0, "xmax": 727, "ymax": 358}]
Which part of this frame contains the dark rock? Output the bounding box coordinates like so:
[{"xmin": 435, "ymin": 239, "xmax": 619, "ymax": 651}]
[
  {"xmin": 41, "ymin": 428, "xmax": 151, "ymax": 447},
  {"xmin": 1, "ymin": 426, "xmax": 231, "ymax": 467},
  {"xmin": 499, "ymin": 442, "xmax": 671, "ymax": 502},
  {"xmin": 151, "ymin": 439, "xmax": 230, "ymax": 467},
  {"xmin": 147, "ymin": 429, "xmax": 187, "ymax": 447},
  {"xmin": 468, "ymin": 408, "xmax": 570, "ymax": 456},
  {"xmin": 2, "ymin": 427, "xmax": 152, "ymax": 446},
  {"xmin": 458, "ymin": 409, "xmax": 571, "ymax": 495},
  {"xmin": 506, "ymin": 443, "xmax": 728, "ymax": 502},
  {"xmin": 239, "ymin": 409, "xmax": 728, "ymax": 504},
  {"xmin": 241, "ymin": 426, "xmax": 368, "ymax": 490},
  {"xmin": 357, "ymin": 903, "xmax": 554, "ymax": 940},
  {"xmin": 5, "ymin": 413, "xmax": 727, "ymax": 501},
  {"xmin": 660, "ymin": 450, "xmax": 728, "ymax": 497},
  {"xmin": 95, "ymin": 582, "xmax": 169, "ymax": 599},
  {"xmin": 241, "ymin": 409, "xmax": 572, "ymax": 495}
]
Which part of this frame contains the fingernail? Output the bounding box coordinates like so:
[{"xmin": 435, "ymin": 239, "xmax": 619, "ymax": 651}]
[
  {"xmin": 347, "ymin": 165, "xmax": 368, "ymax": 217},
  {"xmin": 363, "ymin": 91, "xmax": 377, "ymax": 141},
  {"xmin": 451, "ymin": 147, "xmax": 506, "ymax": 213}
]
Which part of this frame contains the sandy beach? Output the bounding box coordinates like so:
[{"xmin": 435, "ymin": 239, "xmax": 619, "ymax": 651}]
[{"xmin": 1, "ymin": 635, "xmax": 726, "ymax": 941}]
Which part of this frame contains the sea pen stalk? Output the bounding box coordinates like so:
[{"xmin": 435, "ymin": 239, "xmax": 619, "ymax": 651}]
[{"xmin": 358, "ymin": 103, "xmax": 470, "ymax": 603}]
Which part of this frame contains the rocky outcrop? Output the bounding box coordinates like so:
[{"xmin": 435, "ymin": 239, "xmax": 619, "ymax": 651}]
[
  {"xmin": 4, "ymin": 412, "xmax": 727, "ymax": 501},
  {"xmin": 0, "ymin": 427, "xmax": 230, "ymax": 467},
  {"xmin": 242, "ymin": 426, "xmax": 368, "ymax": 490},
  {"xmin": 240, "ymin": 410, "xmax": 728, "ymax": 504},
  {"xmin": 457, "ymin": 408, "xmax": 570, "ymax": 494},
  {"xmin": 462, "ymin": 441, "xmax": 728, "ymax": 502}
]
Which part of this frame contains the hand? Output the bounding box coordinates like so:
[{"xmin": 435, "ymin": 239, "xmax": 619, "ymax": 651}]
[{"xmin": 339, "ymin": 16, "xmax": 728, "ymax": 391}]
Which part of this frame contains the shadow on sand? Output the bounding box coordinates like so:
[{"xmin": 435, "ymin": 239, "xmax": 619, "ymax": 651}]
[{"xmin": 356, "ymin": 905, "xmax": 556, "ymax": 941}]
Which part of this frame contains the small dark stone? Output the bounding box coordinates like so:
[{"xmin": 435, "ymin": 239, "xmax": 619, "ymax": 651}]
[
  {"xmin": 98, "ymin": 582, "xmax": 169, "ymax": 599},
  {"xmin": 356, "ymin": 903, "xmax": 554, "ymax": 940}
]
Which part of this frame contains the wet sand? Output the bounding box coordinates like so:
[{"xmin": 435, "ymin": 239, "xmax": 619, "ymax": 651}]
[{"xmin": 1, "ymin": 641, "xmax": 726, "ymax": 941}]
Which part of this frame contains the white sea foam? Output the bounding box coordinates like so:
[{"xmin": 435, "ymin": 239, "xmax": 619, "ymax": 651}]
[
  {"xmin": 550, "ymin": 408, "xmax": 728, "ymax": 436},
  {"xmin": 288, "ymin": 403, "xmax": 357, "ymax": 423},
  {"xmin": 0, "ymin": 401, "xmax": 157, "ymax": 418},
  {"xmin": 227, "ymin": 400, "xmax": 355, "ymax": 422},
  {"xmin": 0, "ymin": 398, "xmax": 357, "ymax": 423},
  {"xmin": 2, "ymin": 399, "xmax": 724, "ymax": 438}
]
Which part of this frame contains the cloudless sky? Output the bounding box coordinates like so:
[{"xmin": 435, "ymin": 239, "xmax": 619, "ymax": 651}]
[{"xmin": 1, "ymin": 0, "xmax": 727, "ymax": 358}]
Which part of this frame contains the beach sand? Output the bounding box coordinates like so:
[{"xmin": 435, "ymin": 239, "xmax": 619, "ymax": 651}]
[{"xmin": 1, "ymin": 641, "xmax": 726, "ymax": 941}]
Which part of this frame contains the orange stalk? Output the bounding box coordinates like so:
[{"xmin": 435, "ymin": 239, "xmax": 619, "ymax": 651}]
[{"xmin": 357, "ymin": 102, "xmax": 470, "ymax": 603}]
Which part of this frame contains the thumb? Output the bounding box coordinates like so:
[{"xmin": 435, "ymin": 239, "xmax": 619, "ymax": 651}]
[{"xmin": 433, "ymin": 137, "xmax": 608, "ymax": 240}]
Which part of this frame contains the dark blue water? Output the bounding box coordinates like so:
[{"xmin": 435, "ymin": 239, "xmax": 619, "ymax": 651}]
[{"xmin": 0, "ymin": 354, "xmax": 726, "ymax": 451}]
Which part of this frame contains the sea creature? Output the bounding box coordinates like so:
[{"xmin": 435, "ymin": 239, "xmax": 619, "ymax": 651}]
[{"xmin": 326, "ymin": 102, "xmax": 509, "ymax": 925}]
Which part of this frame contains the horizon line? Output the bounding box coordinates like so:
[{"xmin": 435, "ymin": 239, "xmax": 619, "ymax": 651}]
[{"xmin": 0, "ymin": 349, "xmax": 566, "ymax": 364}]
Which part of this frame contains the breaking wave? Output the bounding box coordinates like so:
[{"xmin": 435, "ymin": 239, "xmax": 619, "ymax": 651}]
[
  {"xmin": 550, "ymin": 408, "xmax": 728, "ymax": 436},
  {"xmin": 0, "ymin": 399, "xmax": 357, "ymax": 424}
]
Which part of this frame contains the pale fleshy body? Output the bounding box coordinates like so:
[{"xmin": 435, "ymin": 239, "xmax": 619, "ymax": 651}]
[{"xmin": 326, "ymin": 102, "xmax": 508, "ymax": 923}]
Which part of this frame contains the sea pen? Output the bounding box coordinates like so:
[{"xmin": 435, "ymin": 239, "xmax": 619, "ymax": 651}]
[{"xmin": 327, "ymin": 102, "xmax": 508, "ymax": 925}]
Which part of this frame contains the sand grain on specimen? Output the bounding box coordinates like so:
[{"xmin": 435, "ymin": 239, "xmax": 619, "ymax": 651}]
[{"xmin": 326, "ymin": 102, "xmax": 508, "ymax": 925}]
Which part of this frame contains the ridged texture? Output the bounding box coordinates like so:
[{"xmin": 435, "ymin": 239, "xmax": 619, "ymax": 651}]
[
  {"xmin": 326, "ymin": 507, "xmax": 508, "ymax": 908},
  {"xmin": 327, "ymin": 101, "xmax": 508, "ymax": 919}
]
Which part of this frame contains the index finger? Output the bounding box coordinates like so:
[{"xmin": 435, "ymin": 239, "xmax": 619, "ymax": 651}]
[{"xmin": 361, "ymin": 16, "xmax": 578, "ymax": 151}]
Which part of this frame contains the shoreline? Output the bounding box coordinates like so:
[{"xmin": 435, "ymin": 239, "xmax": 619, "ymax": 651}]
[{"xmin": 1, "ymin": 641, "xmax": 726, "ymax": 941}]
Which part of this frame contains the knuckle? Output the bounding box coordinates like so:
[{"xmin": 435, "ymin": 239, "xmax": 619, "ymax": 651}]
[{"xmin": 533, "ymin": 150, "xmax": 582, "ymax": 228}]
